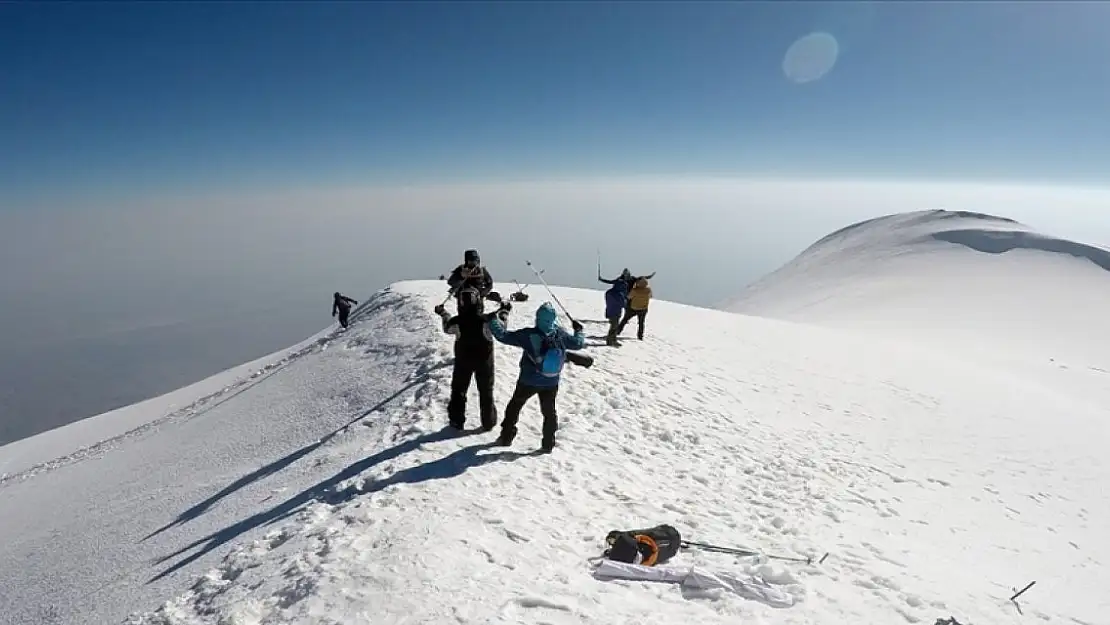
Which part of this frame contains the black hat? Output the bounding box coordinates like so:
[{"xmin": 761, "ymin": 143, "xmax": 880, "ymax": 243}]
[
  {"xmin": 458, "ymin": 286, "xmax": 483, "ymax": 312},
  {"xmin": 464, "ymin": 249, "xmax": 480, "ymax": 265}
]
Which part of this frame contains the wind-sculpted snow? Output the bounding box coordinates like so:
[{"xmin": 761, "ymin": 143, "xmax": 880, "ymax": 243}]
[{"xmin": 121, "ymin": 280, "xmax": 1107, "ymax": 625}]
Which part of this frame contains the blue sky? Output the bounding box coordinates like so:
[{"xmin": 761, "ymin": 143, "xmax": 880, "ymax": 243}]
[{"xmin": 2, "ymin": 1, "xmax": 1110, "ymax": 205}]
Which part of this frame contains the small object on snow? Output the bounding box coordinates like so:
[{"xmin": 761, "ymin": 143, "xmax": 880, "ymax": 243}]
[
  {"xmin": 934, "ymin": 618, "xmax": 965, "ymax": 625},
  {"xmin": 566, "ymin": 351, "xmax": 593, "ymax": 369},
  {"xmin": 603, "ymin": 525, "xmax": 682, "ymax": 567},
  {"xmin": 1009, "ymin": 580, "xmax": 1035, "ymax": 602},
  {"xmin": 511, "ymin": 279, "xmax": 531, "ymax": 301},
  {"xmin": 682, "ymin": 539, "xmax": 824, "ymax": 565}
]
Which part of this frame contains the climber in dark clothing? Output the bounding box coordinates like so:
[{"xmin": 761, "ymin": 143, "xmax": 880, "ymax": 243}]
[
  {"xmin": 332, "ymin": 292, "xmax": 358, "ymax": 329},
  {"xmin": 599, "ymin": 268, "xmax": 656, "ymax": 292},
  {"xmin": 600, "ymin": 268, "xmax": 656, "ymax": 318},
  {"xmin": 447, "ymin": 249, "xmax": 494, "ymax": 303},
  {"xmin": 434, "ymin": 286, "xmax": 498, "ymax": 431}
]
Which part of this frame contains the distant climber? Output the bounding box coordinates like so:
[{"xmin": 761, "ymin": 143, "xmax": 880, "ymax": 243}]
[
  {"xmin": 617, "ymin": 278, "xmax": 652, "ymax": 340},
  {"xmin": 332, "ymin": 292, "xmax": 358, "ymax": 329},
  {"xmin": 447, "ymin": 249, "xmax": 494, "ymax": 304},
  {"xmin": 603, "ymin": 279, "xmax": 629, "ymax": 347},
  {"xmin": 599, "ymin": 268, "xmax": 655, "ymax": 293},
  {"xmin": 488, "ymin": 300, "xmax": 586, "ymax": 452},
  {"xmin": 435, "ymin": 287, "xmax": 498, "ymax": 431}
]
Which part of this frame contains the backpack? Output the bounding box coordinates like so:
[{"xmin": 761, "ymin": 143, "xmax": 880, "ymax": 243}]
[
  {"xmin": 603, "ymin": 524, "xmax": 682, "ymax": 567},
  {"xmin": 536, "ymin": 332, "xmax": 566, "ymax": 377}
]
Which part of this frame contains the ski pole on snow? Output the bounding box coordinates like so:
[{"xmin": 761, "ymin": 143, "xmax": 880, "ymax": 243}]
[
  {"xmin": 681, "ymin": 540, "xmax": 828, "ymax": 565},
  {"xmin": 525, "ymin": 260, "xmax": 577, "ymax": 322}
]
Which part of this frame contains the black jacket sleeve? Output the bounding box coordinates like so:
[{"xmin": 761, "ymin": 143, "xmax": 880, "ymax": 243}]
[
  {"xmin": 447, "ymin": 266, "xmax": 464, "ymax": 292},
  {"xmin": 440, "ymin": 312, "xmax": 458, "ymax": 334},
  {"xmin": 481, "ymin": 267, "xmax": 493, "ymax": 295}
]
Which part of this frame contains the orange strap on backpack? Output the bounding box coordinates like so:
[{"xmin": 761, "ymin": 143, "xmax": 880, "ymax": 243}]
[{"xmin": 634, "ymin": 534, "xmax": 660, "ymax": 566}]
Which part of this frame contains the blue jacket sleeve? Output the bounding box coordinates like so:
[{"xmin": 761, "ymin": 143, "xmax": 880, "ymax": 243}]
[
  {"xmin": 561, "ymin": 327, "xmax": 586, "ymax": 350},
  {"xmin": 488, "ymin": 316, "xmax": 531, "ymax": 349}
]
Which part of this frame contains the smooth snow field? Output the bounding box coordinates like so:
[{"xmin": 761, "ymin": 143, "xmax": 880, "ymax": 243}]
[{"xmin": 1, "ymin": 210, "xmax": 1107, "ymax": 625}]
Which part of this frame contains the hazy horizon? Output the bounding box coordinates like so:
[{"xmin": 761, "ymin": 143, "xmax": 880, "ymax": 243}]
[{"xmin": 4, "ymin": 177, "xmax": 1110, "ymax": 446}]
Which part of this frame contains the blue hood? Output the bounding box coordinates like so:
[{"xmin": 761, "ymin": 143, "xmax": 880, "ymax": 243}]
[{"xmin": 535, "ymin": 302, "xmax": 557, "ymax": 334}]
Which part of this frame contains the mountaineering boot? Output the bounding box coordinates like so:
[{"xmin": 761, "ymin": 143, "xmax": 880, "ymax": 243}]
[
  {"xmin": 540, "ymin": 436, "xmax": 555, "ymax": 453},
  {"xmin": 496, "ymin": 431, "xmax": 515, "ymax": 446}
]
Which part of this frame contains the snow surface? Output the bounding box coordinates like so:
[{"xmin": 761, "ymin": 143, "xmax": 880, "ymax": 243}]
[
  {"xmin": 723, "ymin": 210, "xmax": 1110, "ymax": 367},
  {"xmin": 4, "ymin": 212, "xmax": 1108, "ymax": 625}
]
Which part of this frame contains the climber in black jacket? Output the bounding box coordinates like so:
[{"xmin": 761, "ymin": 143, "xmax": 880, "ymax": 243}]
[
  {"xmin": 332, "ymin": 292, "xmax": 358, "ymax": 329},
  {"xmin": 434, "ymin": 286, "xmax": 498, "ymax": 431},
  {"xmin": 447, "ymin": 249, "xmax": 494, "ymax": 303}
]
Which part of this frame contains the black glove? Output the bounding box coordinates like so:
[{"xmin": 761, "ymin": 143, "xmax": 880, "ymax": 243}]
[
  {"xmin": 571, "ymin": 319, "xmax": 584, "ymax": 333},
  {"xmin": 434, "ymin": 304, "xmax": 446, "ymax": 315},
  {"xmin": 486, "ymin": 291, "xmax": 502, "ymax": 303}
]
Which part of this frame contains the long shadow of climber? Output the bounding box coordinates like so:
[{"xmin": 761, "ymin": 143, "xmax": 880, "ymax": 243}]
[
  {"xmin": 141, "ymin": 361, "xmax": 452, "ymax": 544},
  {"xmin": 147, "ymin": 425, "xmax": 531, "ymax": 584},
  {"xmin": 326, "ymin": 441, "xmax": 540, "ymax": 504}
]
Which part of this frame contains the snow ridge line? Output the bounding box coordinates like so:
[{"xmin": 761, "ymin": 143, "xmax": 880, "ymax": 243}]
[{"xmin": 0, "ymin": 289, "xmax": 403, "ymax": 489}]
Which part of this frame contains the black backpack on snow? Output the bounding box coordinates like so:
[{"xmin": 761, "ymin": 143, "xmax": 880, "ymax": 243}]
[{"xmin": 603, "ymin": 524, "xmax": 682, "ymax": 567}]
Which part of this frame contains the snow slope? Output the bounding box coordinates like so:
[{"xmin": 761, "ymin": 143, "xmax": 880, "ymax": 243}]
[
  {"xmin": 722, "ymin": 210, "xmax": 1110, "ymax": 368},
  {"xmin": 0, "ymin": 296, "xmax": 433, "ymax": 625},
  {"xmin": 95, "ymin": 278, "xmax": 1108, "ymax": 625}
]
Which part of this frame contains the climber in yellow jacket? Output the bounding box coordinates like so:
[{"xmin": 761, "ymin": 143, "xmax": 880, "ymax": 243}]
[{"xmin": 617, "ymin": 278, "xmax": 652, "ymax": 340}]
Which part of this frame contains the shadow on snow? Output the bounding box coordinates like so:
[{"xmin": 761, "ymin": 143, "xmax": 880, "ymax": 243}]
[
  {"xmin": 141, "ymin": 360, "xmax": 452, "ymax": 544},
  {"xmin": 147, "ymin": 418, "xmax": 537, "ymax": 584},
  {"xmin": 930, "ymin": 228, "xmax": 1110, "ymax": 273}
]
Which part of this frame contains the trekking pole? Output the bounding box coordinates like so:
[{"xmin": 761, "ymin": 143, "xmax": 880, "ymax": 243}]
[
  {"xmin": 525, "ymin": 260, "xmax": 576, "ymax": 322},
  {"xmin": 681, "ymin": 540, "xmax": 827, "ymax": 565},
  {"xmin": 597, "ymin": 248, "xmax": 602, "ymax": 279}
]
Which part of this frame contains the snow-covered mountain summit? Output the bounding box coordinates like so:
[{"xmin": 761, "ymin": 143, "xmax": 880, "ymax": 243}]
[
  {"xmin": 2, "ymin": 213, "xmax": 1107, "ymax": 625},
  {"xmin": 723, "ymin": 209, "xmax": 1110, "ymax": 369}
]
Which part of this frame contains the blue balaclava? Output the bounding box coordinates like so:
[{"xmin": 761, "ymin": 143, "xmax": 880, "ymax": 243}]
[{"xmin": 535, "ymin": 302, "xmax": 558, "ymax": 334}]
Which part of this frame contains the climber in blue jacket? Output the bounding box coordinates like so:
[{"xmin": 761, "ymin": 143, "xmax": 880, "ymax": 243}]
[
  {"xmin": 603, "ymin": 279, "xmax": 629, "ymax": 347},
  {"xmin": 488, "ymin": 300, "xmax": 586, "ymax": 452}
]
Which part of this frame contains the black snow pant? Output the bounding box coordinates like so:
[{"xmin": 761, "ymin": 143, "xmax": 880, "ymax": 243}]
[
  {"xmin": 617, "ymin": 308, "xmax": 647, "ymax": 340},
  {"xmin": 448, "ymin": 353, "xmax": 496, "ymax": 430},
  {"xmin": 337, "ymin": 307, "xmax": 351, "ymax": 328},
  {"xmin": 606, "ymin": 316, "xmax": 621, "ymax": 346},
  {"xmin": 499, "ymin": 381, "xmax": 558, "ymax": 448}
]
